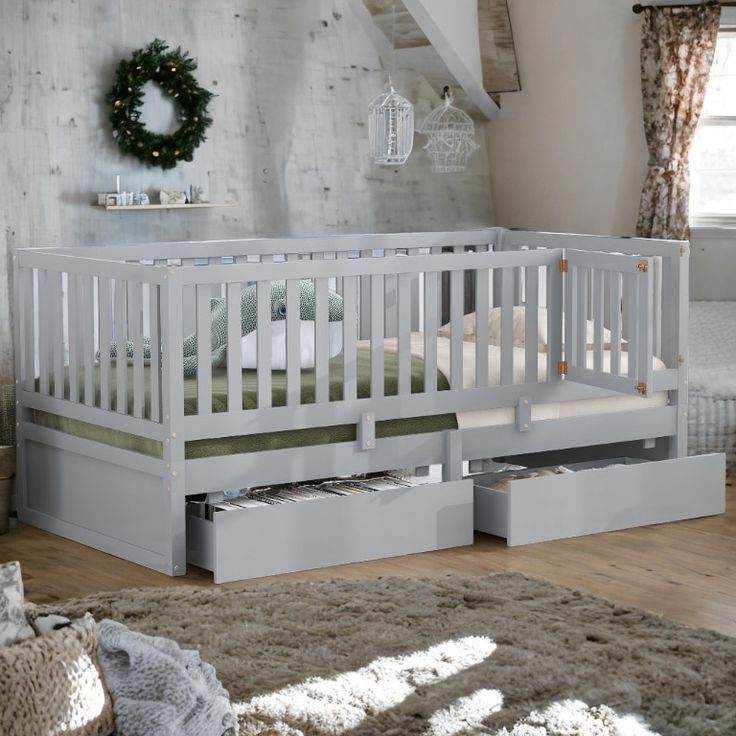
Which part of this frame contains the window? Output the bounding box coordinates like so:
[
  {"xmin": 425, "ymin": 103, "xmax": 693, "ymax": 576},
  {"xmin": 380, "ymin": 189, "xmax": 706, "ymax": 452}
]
[{"xmin": 690, "ymin": 11, "xmax": 736, "ymax": 227}]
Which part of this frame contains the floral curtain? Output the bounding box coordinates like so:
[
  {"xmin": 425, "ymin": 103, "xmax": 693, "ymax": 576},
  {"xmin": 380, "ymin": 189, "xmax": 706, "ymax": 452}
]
[{"xmin": 636, "ymin": 4, "xmax": 720, "ymax": 240}]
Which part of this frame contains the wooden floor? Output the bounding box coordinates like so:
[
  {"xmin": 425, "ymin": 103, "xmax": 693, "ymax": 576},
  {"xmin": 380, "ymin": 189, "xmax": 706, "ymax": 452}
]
[{"xmin": 2, "ymin": 478, "xmax": 734, "ymax": 637}]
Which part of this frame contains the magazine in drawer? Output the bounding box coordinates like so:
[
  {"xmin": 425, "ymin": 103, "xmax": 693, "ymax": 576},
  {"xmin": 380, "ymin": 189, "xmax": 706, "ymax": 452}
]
[
  {"xmin": 187, "ymin": 478, "xmax": 473, "ymax": 583},
  {"xmin": 473, "ymin": 453, "xmax": 725, "ymax": 546}
]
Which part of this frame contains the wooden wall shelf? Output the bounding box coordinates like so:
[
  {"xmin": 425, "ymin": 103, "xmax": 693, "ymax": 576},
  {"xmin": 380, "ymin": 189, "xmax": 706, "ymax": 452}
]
[{"xmin": 93, "ymin": 203, "xmax": 238, "ymax": 211}]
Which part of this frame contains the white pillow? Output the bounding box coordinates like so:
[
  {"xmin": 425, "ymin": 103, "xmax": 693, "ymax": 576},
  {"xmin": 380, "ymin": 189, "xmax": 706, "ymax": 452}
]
[
  {"xmin": 0, "ymin": 561, "xmax": 35, "ymax": 647},
  {"xmin": 241, "ymin": 320, "xmax": 343, "ymax": 370},
  {"xmin": 438, "ymin": 306, "xmax": 613, "ymax": 353}
]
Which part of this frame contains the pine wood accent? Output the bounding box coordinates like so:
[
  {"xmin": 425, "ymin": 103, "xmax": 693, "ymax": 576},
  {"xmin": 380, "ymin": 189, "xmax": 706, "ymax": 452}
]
[
  {"xmin": 478, "ymin": 0, "xmax": 521, "ymax": 93},
  {"xmin": 2, "ymin": 478, "xmax": 733, "ymax": 636}
]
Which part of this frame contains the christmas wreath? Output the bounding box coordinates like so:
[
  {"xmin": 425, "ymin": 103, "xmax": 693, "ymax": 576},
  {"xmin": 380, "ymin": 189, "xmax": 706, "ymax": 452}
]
[{"xmin": 106, "ymin": 39, "xmax": 214, "ymax": 170}]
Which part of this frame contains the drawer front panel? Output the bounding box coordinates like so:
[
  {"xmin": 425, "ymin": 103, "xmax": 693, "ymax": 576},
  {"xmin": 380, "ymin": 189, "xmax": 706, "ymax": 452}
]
[
  {"xmin": 475, "ymin": 453, "xmax": 725, "ymax": 546},
  {"xmin": 187, "ymin": 479, "xmax": 473, "ymax": 583}
]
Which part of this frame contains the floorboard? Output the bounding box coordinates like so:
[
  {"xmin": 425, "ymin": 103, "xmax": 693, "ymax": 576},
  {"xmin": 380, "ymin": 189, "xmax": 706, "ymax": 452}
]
[{"xmin": 2, "ymin": 477, "xmax": 733, "ymax": 637}]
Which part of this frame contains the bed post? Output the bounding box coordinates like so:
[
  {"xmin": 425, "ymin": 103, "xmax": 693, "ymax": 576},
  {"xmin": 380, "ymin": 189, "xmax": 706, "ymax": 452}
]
[
  {"xmin": 160, "ymin": 266, "xmax": 187, "ymax": 576},
  {"xmin": 661, "ymin": 242, "xmax": 689, "ymax": 459}
]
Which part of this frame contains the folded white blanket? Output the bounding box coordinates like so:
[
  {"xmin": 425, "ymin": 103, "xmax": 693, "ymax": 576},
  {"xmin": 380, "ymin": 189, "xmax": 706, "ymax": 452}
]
[{"xmin": 96, "ymin": 619, "xmax": 238, "ymax": 736}]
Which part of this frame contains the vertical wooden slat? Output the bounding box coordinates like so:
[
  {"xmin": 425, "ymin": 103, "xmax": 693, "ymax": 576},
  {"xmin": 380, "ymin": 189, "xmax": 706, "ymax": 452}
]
[
  {"xmin": 98, "ymin": 277, "xmax": 112, "ymax": 410},
  {"xmin": 370, "ymin": 273, "xmax": 385, "ymax": 398},
  {"xmin": 423, "ymin": 271, "xmax": 438, "ymax": 394},
  {"xmin": 257, "ymin": 280, "xmax": 272, "ymax": 408},
  {"xmin": 226, "ymin": 282, "xmax": 241, "ymax": 413},
  {"xmin": 82, "ymin": 275, "xmax": 95, "ymax": 406},
  {"xmin": 449, "ymin": 269, "xmax": 464, "ymax": 389},
  {"xmin": 576, "ymin": 267, "xmax": 588, "ymax": 368},
  {"xmin": 500, "ymin": 267, "xmax": 514, "ymax": 385},
  {"xmin": 359, "ymin": 249, "xmax": 372, "ymax": 340},
  {"xmin": 342, "ymin": 275, "xmax": 358, "ymax": 402},
  {"xmin": 196, "ymin": 284, "xmax": 213, "ymax": 415},
  {"xmin": 38, "ymin": 270, "xmax": 50, "ymax": 395},
  {"xmin": 624, "ymin": 272, "xmax": 639, "ymax": 379},
  {"xmin": 51, "ymin": 271, "xmax": 64, "ymax": 399},
  {"xmin": 129, "ymin": 281, "xmax": 144, "ymax": 417},
  {"xmin": 384, "ymin": 248, "xmax": 397, "ymax": 339},
  {"xmin": 20, "ymin": 267, "xmax": 34, "ymax": 392},
  {"xmin": 609, "ymin": 271, "xmax": 622, "ymax": 376},
  {"xmin": 149, "ymin": 283, "xmax": 161, "ymax": 422},
  {"xmin": 592, "ymin": 268, "xmax": 604, "ymax": 373},
  {"xmin": 525, "ymin": 266, "xmax": 539, "ymax": 383},
  {"xmin": 286, "ymin": 278, "xmax": 301, "ymax": 406},
  {"xmin": 397, "ymin": 272, "xmax": 411, "ymax": 395},
  {"xmin": 565, "ymin": 264, "xmax": 576, "ymax": 373},
  {"xmin": 67, "ymin": 272, "xmax": 80, "ymax": 402},
  {"xmin": 114, "ymin": 278, "xmax": 126, "ymax": 413},
  {"xmin": 547, "ymin": 259, "xmax": 563, "ymax": 381},
  {"xmin": 475, "ymin": 268, "xmax": 490, "ymax": 388},
  {"xmin": 638, "ymin": 262, "xmax": 653, "ymax": 387},
  {"xmin": 314, "ymin": 277, "xmax": 329, "ymax": 404}
]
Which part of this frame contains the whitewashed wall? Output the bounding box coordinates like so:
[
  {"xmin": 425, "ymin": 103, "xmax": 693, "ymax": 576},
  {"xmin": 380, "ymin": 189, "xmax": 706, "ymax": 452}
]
[{"xmin": 0, "ymin": 0, "xmax": 495, "ymax": 384}]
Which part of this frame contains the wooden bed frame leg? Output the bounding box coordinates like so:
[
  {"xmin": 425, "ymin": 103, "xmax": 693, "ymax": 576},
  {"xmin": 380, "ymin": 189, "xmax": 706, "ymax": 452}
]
[{"xmin": 443, "ymin": 430, "xmax": 462, "ymax": 481}]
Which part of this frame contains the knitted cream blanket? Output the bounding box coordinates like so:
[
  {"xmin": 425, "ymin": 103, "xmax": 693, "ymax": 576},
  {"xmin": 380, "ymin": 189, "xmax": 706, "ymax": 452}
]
[{"xmin": 96, "ymin": 619, "xmax": 238, "ymax": 736}]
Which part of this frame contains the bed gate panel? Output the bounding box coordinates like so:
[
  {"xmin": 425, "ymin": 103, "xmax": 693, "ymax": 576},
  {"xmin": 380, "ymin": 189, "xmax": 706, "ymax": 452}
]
[{"xmin": 564, "ymin": 250, "xmax": 655, "ymax": 398}]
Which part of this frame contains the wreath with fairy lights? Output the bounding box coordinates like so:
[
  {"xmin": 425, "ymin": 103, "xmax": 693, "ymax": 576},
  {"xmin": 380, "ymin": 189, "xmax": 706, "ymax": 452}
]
[{"xmin": 106, "ymin": 39, "xmax": 214, "ymax": 170}]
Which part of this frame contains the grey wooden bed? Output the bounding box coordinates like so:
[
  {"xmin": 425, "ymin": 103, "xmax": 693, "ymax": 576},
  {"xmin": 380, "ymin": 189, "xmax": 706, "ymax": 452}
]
[{"xmin": 13, "ymin": 228, "xmax": 725, "ymax": 582}]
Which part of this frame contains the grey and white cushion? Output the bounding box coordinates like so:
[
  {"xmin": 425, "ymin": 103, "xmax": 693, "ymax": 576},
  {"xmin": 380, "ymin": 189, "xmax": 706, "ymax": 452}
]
[{"xmin": 0, "ymin": 561, "xmax": 35, "ymax": 647}]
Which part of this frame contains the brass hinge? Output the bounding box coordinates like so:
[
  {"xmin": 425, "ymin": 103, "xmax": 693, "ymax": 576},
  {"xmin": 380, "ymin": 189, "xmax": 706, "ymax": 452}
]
[
  {"xmin": 635, "ymin": 382, "xmax": 647, "ymax": 395},
  {"xmin": 636, "ymin": 260, "xmax": 649, "ymax": 273},
  {"xmin": 558, "ymin": 360, "xmax": 568, "ymax": 375},
  {"xmin": 680, "ymin": 243, "xmax": 689, "ymax": 256},
  {"xmin": 677, "ymin": 354, "xmax": 685, "ymax": 365},
  {"xmin": 558, "ymin": 258, "xmax": 568, "ymax": 273}
]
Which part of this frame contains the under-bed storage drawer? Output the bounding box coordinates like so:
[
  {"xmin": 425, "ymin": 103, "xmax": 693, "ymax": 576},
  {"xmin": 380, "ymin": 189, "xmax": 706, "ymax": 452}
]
[
  {"xmin": 187, "ymin": 479, "xmax": 473, "ymax": 583},
  {"xmin": 473, "ymin": 453, "xmax": 725, "ymax": 546}
]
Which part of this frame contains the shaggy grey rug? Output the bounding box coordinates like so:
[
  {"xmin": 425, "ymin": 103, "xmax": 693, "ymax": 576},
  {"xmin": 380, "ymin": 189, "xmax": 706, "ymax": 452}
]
[{"xmin": 51, "ymin": 574, "xmax": 735, "ymax": 736}]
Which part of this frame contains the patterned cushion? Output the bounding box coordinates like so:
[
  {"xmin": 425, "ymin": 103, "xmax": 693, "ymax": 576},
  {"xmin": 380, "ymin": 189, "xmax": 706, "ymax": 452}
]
[{"xmin": 0, "ymin": 561, "xmax": 34, "ymax": 648}]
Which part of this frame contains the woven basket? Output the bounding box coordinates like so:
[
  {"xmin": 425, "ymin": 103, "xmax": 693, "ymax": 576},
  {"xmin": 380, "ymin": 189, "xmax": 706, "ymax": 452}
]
[{"xmin": 0, "ymin": 612, "xmax": 114, "ymax": 736}]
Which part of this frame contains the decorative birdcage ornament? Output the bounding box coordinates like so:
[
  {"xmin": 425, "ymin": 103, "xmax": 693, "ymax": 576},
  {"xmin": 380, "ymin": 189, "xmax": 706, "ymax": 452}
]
[
  {"xmin": 368, "ymin": 80, "xmax": 414, "ymax": 166},
  {"xmin": 419, "ymin": 87, "xmax": 480, "ymax": 173}
]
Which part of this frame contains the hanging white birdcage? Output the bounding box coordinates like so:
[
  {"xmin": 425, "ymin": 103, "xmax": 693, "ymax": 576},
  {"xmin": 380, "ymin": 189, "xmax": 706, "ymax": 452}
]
[
  {"xmin": 419, "ymin": 88, "xmax": 479, "ymax": 173},
  {"xmin": 368, "ymin": 83, "xmax": 414, "ymax": 166}
]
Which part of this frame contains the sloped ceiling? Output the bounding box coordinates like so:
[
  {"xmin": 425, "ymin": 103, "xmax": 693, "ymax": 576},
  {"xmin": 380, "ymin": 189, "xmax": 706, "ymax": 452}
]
[{"xmin": 352, "ymin": 0, "xmax": 519, "ymax": 119}]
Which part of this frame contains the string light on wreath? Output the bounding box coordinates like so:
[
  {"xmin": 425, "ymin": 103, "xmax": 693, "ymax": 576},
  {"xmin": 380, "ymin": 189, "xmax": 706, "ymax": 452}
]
[{"xmin": 106, "ymin": 39, "xmax": 214, "ymax": 170}]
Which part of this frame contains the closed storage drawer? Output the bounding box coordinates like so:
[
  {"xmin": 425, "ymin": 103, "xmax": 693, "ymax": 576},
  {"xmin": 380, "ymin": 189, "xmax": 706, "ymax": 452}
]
[
  {"xmin": 473, "ymin": 453, "xmax": 725, "ymax": 546},
  {"xmin": 187, "ymin": 479, "xmax": 473, "ymax": 583}
]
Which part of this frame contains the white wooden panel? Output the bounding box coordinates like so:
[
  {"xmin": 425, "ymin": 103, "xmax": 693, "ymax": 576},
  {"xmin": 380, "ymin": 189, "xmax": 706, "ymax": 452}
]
[
  {"xmin": 129, "ymin": 281, "xmax": 144, "ymax": 418},
  {"xmin": 286, "ymin": 278, "xmax": 301, "ymax": 406},
  {"xmin": 342, "ymin": 275, "xmax": 358, "ymax": 402},
  {"xmin": 314, "ymin": 277, "xmax": 329, "ymax": 404},
  {"xmin": 149, "ymin": 284, "xmax": 161, "ymax": 423},
  {"xmin": 608, "ymin": 271, "xmax": 622, "ymax": 376},
  {"xmin": 226, "ymin": 282, "xmax": 242, "ymax": 413},
  {"xmin": 38, "ymin": 270, "xmax": 50, "ymax": 396},
  {"xmin": 592, "ymin": 268, "xmax": 604, "ymax": 373},
  {"xmin": 51, "ymin": 270, "xmax": 65, "ymax": 400},
  {"xmin": 81, "ymin": 275, "xmax": 95, "ymax": 407},
  {"xmin": 524, "ymin": 266, "xmax": 538, "ymax": 383},
  {"xmin": 98, "ymin": 277, "xmax": 112, "ymax": 411},
  {"xmin": 449, "ymin": 269, "xmax": 463, "ymax": 389},
  {"xmin": 423, "ymin": 271, "xmax": 438, "ymax": 394},
  {"xmin": 257, "ymin": 280, "xmax": 272, "ymax": 409},
  {"xmin": 196, "ymin": 284, "xmax": 213, "ymax": 415},
  {"xmin": 499, "ymin": 267, "xmax": 513, "ymax": 385},
  {"xmin": 475, "ymin": 268, "xmax": 489, "ymax": 389},
  {"xmin": 397, "ymin": 272, "xmax": 411, "ymax": 396},
  {"xmin": 371, "ymin": 274, "xmax": 384, "ymax": 398}
]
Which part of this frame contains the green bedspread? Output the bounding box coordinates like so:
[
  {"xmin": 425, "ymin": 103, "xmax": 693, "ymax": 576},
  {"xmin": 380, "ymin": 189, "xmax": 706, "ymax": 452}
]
[{"xmin": 33, "ymin": 347, "xmax": 456, "ymax": 459}]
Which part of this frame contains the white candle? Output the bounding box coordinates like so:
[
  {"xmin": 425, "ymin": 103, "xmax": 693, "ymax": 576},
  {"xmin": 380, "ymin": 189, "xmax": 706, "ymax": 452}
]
[{"xmin": 116, "ymin": 175, "xmax": 120, "ymax": 193}]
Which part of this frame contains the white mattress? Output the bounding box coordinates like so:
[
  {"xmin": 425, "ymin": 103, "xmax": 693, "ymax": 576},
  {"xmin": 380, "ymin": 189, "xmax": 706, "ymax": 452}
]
[
  {"xmin": 688, "ymin": 302, "xmax": 736, "ymax": 465},
  {"xmin": 370, "ymin": 334, "xmax": 668, "ymax": 430}
]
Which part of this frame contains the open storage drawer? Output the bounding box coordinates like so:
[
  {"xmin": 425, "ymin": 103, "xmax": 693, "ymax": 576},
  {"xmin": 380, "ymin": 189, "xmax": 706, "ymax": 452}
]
[
  {"xmin": 473, "ymin": 453, "xmax": 725, "ymax": 546},
  {"xmin": 187, "ymin": 479, "xmax": 473, "ymax": 583}
]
